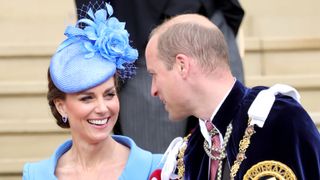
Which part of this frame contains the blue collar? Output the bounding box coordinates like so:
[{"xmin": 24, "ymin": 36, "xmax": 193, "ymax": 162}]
[{"xmin": 48, "ymin": 135, "xmax": 154, "ymax": 179}]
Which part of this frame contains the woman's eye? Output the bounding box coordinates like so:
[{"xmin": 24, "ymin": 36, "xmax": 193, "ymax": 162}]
[
  {"xmin": 104, "ymin": 91, "xmax": 116, "ymax": 99},
  {"xmin": 106, "ymin": 93, "xmax": 116, "ymax": 97},
  {"xmin": 79, "ymin": 96, "xmax": 93, "ymax": 102}
]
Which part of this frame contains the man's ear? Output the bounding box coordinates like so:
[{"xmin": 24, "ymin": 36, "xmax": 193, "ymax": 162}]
[
  {"xmin": 53, "ymin": 99, "xmax": 67, "ymax": 117},
  {"xmin": 175, "ymin": 54, "xmax": 190, "ymax": 78}
]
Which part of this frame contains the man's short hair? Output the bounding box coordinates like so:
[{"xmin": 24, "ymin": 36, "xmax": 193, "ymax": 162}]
[{"xmin": 154, "ymin": 21, "xmax": 229, "ymax": 72}]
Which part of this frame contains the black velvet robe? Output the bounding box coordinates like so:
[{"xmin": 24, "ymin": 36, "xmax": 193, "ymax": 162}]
[{"xmin": 184, "ymin": 81, "xmax": 320, "ymax": 180}]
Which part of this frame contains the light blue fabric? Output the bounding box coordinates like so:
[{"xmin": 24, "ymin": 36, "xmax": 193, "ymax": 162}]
[
  {"xmin": 23, "ymin": 135, "xmax": 162, "ymax": 180},
  {"xmin": 50, "ymin": 41, "xmax": 117, "ymax": 93},
  {"xmin": 50, "ymin": 3, "xmax": 138, "ymax": 93}
]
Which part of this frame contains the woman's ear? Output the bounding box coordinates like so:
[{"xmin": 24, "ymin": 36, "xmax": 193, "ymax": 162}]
[
  {"xmin": 175, "ymin": 54, "xmax": 190, "ymax": 78},
  {"xmin": 53, "ymin": 99, "xmax": 67, "ymax": 117}
]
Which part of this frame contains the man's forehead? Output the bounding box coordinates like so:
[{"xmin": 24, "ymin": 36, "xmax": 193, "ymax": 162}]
[{"xmin": 146, "ymin": 36, "xmax": 158, "ymax": 59}]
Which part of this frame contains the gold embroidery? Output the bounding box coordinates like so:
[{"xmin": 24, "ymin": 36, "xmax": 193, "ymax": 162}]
[{"xmin": 244, "ymin": 160, "xmax": 297, "ymax": 180}]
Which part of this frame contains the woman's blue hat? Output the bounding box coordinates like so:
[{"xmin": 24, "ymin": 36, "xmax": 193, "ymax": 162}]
[{"xmin": 50, "ymin": 3, "xmax": 138, "ymax": 93}]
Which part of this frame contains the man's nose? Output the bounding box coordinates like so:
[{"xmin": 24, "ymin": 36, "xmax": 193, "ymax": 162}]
[{"xmin": 151, "ymin": 81, "xmax": 158, "ymax": 97}]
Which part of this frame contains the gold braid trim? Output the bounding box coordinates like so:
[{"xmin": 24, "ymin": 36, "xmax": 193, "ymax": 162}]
[
  {"xmin": 177, "ymin": 133, "xmax": 191, "ymax": 179},
  {"xmin": 230, "ymin": 117, "xmax": 256, "ymax": 179}
]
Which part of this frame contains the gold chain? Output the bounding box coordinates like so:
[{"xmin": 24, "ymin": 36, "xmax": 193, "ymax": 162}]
[
  {"xmin": 177, "ymin": 133, "xmax": 191, "ymax": 179},
  {"xmin": 230, "ymin": 117, "xmax": 256, "ymax": 179},
  {"xmin": 203, "ymin": 123, "xmax": 233, "ymax": 180},
  {"xmin": 175, "ymin": 118, "xmax": 255, "ymax": 180}
]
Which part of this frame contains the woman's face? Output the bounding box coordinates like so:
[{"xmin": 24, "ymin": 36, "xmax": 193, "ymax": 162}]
[{"xmin": 56, "ymin": 77, "xmax": 119, "ymax": 143}]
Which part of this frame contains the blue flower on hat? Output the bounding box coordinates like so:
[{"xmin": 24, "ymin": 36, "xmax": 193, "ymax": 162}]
[{"xmin": 57, "ymin": 3, "xmax": 138, "ymax": 70}]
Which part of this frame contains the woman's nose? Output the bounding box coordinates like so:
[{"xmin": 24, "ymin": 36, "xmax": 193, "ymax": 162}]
[{"xmin": 95, "ymin": 99, "xmax": 108, "ymax": 114}]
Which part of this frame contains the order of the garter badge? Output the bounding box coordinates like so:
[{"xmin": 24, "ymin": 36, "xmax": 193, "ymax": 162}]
[{"xmin": 243, "ymin": 160, "xmax": 296, "ymax": 180}]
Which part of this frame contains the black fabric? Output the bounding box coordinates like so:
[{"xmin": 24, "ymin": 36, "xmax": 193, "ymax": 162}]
[
  {"xmin": 222, "ymin": 158, "xmax": 231, "ymax": 180},
  {"xmin": 216, "ymin": 0, "xmax": 244, "ymax": 35},
  {"xmin": 211, "ymin": 10, "xmax": 244, "ymax": 83},
  {"xmin": 184, "ymin": 81, "xmax": 320, "ymax": 179}
]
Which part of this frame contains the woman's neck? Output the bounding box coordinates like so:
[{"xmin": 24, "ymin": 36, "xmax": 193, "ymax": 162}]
[
  {"xmin": 56, "ymin": 136, "xmax": 130, "ymax": 179},
  {"xmin": 69, "ymin": 136, "xmax": 118, "ymax": 169}
]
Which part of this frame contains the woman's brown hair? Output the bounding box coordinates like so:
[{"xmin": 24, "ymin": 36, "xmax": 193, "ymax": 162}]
[{"xmin": 47, "ymin": 69, "xmax": 69, "ymax": 128}]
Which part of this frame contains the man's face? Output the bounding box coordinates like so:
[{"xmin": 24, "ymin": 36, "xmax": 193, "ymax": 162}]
[{"xmin": 145, "ymin": 37, "xmax": 189, "ymax": 121}]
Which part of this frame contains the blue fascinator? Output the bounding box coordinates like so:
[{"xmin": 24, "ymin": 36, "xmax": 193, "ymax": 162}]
[{"xmin": 50, "ymin": 3, "xmax": 138, "ymax": 93}]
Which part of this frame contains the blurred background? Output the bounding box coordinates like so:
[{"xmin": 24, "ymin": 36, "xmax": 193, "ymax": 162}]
[{"xmin": 0, "ymin": 0, "xmax": 319, "ymax": 179}]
